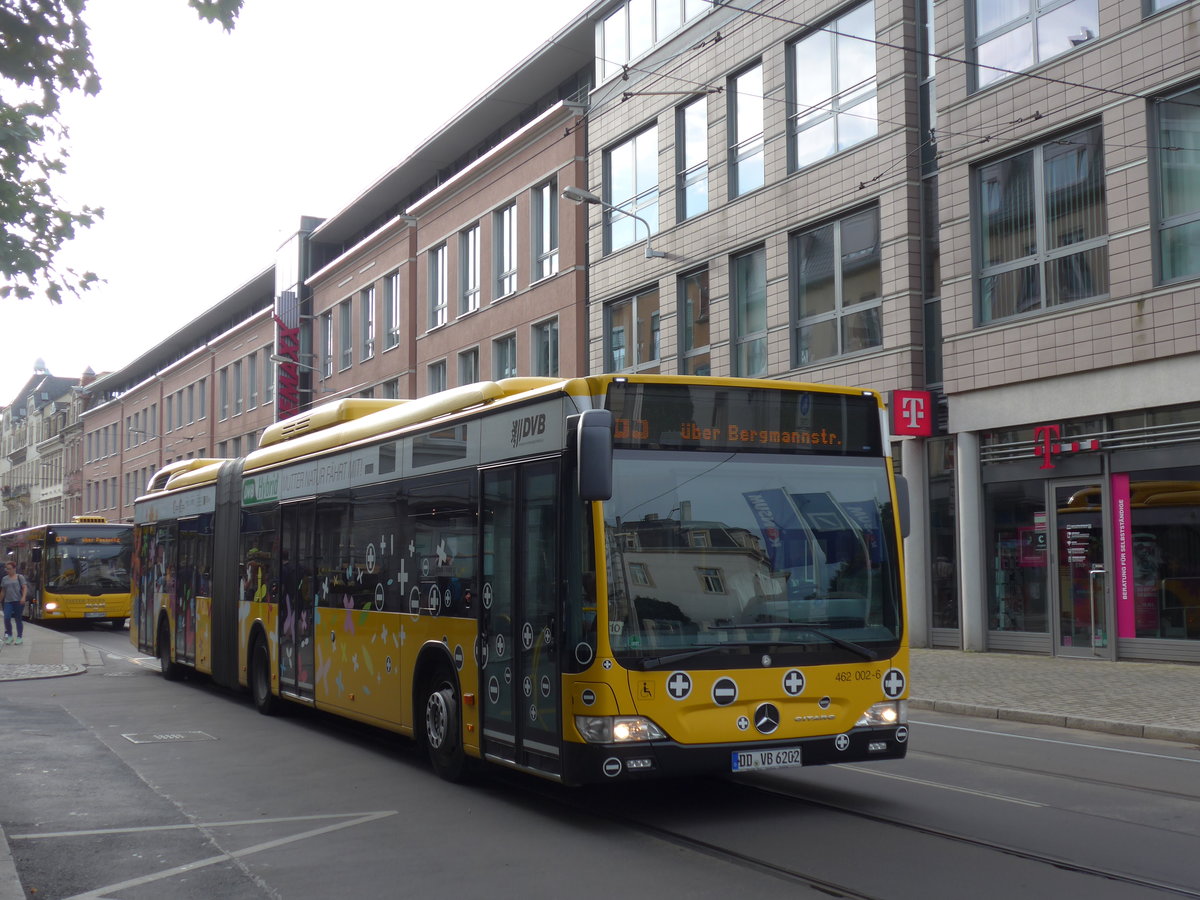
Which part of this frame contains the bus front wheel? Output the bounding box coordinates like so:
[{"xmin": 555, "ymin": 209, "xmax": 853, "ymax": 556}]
[
  {"xmin": 250, "ymin": 635, "xmax": 280, "ymax": 716},
  {"xmin": 422, "ymin": 667, "xmax": 467, "ymax": 782}
]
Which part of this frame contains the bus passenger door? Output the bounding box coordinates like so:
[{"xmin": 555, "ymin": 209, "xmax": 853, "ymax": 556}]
[
  {"xmin": 279, "ymin": 501, "xmax": 316, "ymax": 702},
  {"xmin": 481, "ymin": 460, "xmax": 562, "ymax": 777}
]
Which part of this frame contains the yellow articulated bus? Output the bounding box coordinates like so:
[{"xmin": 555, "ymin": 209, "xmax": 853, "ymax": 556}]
[
  {"xmin": 132, "ymin": 375, "xmax": 910, "ymax": 785},
  {"xmin": 2, "ymin": 518, "xmax": 133, "ymax": 627}
]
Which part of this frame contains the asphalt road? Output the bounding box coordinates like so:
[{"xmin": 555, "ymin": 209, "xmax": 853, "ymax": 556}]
[{"xmin": 2, "ymin": 626, "xmax": 1199, "ymax": 899}]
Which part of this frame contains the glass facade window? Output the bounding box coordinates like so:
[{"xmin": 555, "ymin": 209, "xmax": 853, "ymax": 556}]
[
  {"xmin": 493, "ymin": 334, "xmax": 517, "ymax": 379},
  {"xmin": 495, "ymin": 204, "xmax": 517, "ymax": 298},
  {"xmin": 986, "ymin": 480, "xmax": 1049, "ymax": 633},
  {"xmin": 1147, "ymin": 0, "xmax": 1187, "ymax": 10},
  {"xmin": 605, "ymin": 126, "xmax": 659, "ymax": 253},
  {"xmin": 429, "ymin": 243, "xmax": 448, "ymax": 329},
  {"xmin": 732, "ymin": 247, "xmax": 766, "ymax": 377},
  {"xmin": 976, "ymin": 123, "xmax": 1108, "ymax": 323},
  {"xmin": 791, "ymin": 206, "xmax": 882, "ymax": 365},
  {"xmin": 605, "ymin": 287, "xmax": 660, "ymax": 373},
  {"xmin": 219, "ymin": 367, "xmax": 229, "ymax": 420},
  {"xmin": 729, "ymin": 63, "xmax": 764, "ymax": 197},
  {"xmin": 677, "ymin": 97, "xmax": 708, "ymax": 221},
  {"xmin": 262, "ymin": 347, "xmax": 274, "ymax": 405},
  {"xmin": 247, "ymin": 352, "xmax": 258, "ymax": 409},
  {"xmin": 1155, "ymin": 85, "xmax": 1200, "ymax": 283},
  {"xmin": 360, "ymin": 286, "xmax": 375, "ymax": 361},
  {"xmin": 596, "ymin": 0, "xmax": 710, "ymax": 82},
  {"xmin": 532, "ymin": 319, "xmax": 559, "ymax": 377},
  {"xmin": 973, "ymin": 0, "xmax": 1098, "ymax": 90},
  {"xmin": 790, "ymin": 2, "xmax": 877, "ymax": 171},
  {"xmin": 532, "ymin": 182, "xmax": 559, "ymax": 281},
  {"xmin": 321, "ymin": 311, "xmax": 334, "ymax": 378},
  {"xmin": 678, "ymin": 268, "xmax": 710, "ymax": 376},
  {"xmin": 384, "ymin": 270, "xmax": 401, "ymax": 349},
  {"xmin": 232, "ymin": 360, "xmax": 243, "ymax": 415}
]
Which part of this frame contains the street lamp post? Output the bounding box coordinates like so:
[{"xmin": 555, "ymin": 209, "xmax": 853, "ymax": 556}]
[{"xmin": 561, "ymin": 185, "xmax": 666, "ymax": 259}]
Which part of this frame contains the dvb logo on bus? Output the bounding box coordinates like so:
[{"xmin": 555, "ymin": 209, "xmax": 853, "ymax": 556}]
[{"xmin": 510, "ymin": 413, "xmax": 546, "ymax": 448}]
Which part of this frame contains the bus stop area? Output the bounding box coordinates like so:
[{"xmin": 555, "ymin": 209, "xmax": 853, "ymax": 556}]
[{"xmin": 3, "ymin": 621, "xmax": 1199, "ymax": 744}]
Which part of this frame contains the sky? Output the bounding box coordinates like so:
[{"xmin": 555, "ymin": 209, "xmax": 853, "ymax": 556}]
[{"xmin": 3, "ymin": 0, "xmax": 587, "ymax": 403}]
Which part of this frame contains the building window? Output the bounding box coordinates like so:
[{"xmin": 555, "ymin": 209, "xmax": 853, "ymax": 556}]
[
  {"xmin": 383, "ymin": 270, "xmax": 401, "ymax": 350},
  {"xmin": 606, "ymin": 287, "xmax": 660, "ymax": 373},
  {"xmin": 532, "ymin": 319, "xmax": 559, "ymax": 377},
  {"xmin": 596, "ymin": 0, "xmax": 710, "ymax": 82},
  {"xmin": 382, "ymin": 378, "xmax": 401, "ymax": 399},
  {"xmin": 494, "ymin": 204, "xmax": 517, "ymax": 298},
  {"xmin": 790, "ymin": 1, "xmax": 877, "ymax": 170},
  {"xmin": 677, "ymin": 97, "xmax": 708, "ymax": 221},
  {"xmin": 1155, "ymin": 85, "xmax": 1200, "ymax": 283},
  {"xmin": 360, "ymin": 286, "xmax": 375, "ymax": 361},
  {"xmin": 729, "ymin": 63, "xmax": 764, "ymax": 197},
  {"xmin": 339, "ymin": 300, "xmax": 353, "ymax": 370},
  {"xmin": 219, "ymin": 367, "xmax": 229, "ymax": 420},
  {"xmin": 532, "ymin": 181, "xmax": 559, "ymax": 281},
  {"xmin": 1147, "ymin": 0, "xmax": 1187, "ymax": 11},
  {"xmin": 629, "ymin": 562, "xmax": 653, "ymax": 587},
  {"xmin": 976, "ymin": 123, "xmax": 1107, "ymax": 322},
  {"xmin": 320, "ymin": 311, "xmax": 334, "ymax": 378},
  {"xmin": 679, "ymin": 268, "xmax": 710, "ymax": 375},
  {"xmin": 232, "ymin": 360, "xmax": 243, "ymax": 415},
  {"xmin": 430, "ymin": 243, "xmax": 448, "ymax": 328},
  {"xmin": 187, "ymin": 384, "xmax": 195, "ymax": 423},
  {"xmin": 972, "ymin": 0, "xmax": 1098, "ymax": 91},
  {"xmin": 198, "ymin": 378, "xmax": 206, "ymax": 419},
  {"xmin": 792, "ymin": 206, "xmax": 882, "ymax": 364},
  {"xmin": 697, "ymin": 566, "xmax": 725, "ymax": 594},
  {"xmin": 262, "ymin": 347, "xmax": 274, "ymax": 406},
  {"xmin": 732, "ymin": 247, "xmax": 767, "ymax": 376},
  {"xmin": 460, "ymin": 224, "xmax": 481, "ymax": 314},
  {"xmin": 427, "ymin": 360, "xmax": 447, "ymax": 395},
  {"xmin": 493, "ymin": 334, "xmax": 517, "ymax": 380},
  {"xmin": 605, "ymin": 126, "xmax": 659, "ymax": 253},
  {"xmin": 247, "ymin": 352, "xmax": 258, "ymax": 409},
  {"xmin": 458, "ymin": 347, "xmax": 479, "ymax": 385}
]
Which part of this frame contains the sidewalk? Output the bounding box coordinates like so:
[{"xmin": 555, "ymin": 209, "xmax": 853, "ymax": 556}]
[
  {"xmin": 909, "ymin": 647, "xmax": 1200, "ymax": 745},
  {"xmin": 0, "ymin": 621, "xmax": 91, "ymax": 681}
]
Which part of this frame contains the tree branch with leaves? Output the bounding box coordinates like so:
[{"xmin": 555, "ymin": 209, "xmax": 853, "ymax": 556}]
[{"xmin": 0, "ymin": 0, "xmax": 242, "ymax": 302}]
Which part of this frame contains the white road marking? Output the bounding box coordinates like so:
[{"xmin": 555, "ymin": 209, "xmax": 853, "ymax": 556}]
[{"xmin": 25, "ymin": 811, "xmax": 400, "ymax": 900}]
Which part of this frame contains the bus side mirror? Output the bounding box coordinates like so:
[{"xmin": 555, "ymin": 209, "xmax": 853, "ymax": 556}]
[
  {"xmin": 577, "ymin": 409, "xmax": 613, "ymax": 502},
  {"xmin": 895, "ymin": 474, "xmax": 911, "ymax": 539}
]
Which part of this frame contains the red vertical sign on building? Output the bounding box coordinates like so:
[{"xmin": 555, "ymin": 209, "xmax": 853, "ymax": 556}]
[
  {"xmin": 1111, "ymin": 472, "xmax": 1134, "ymax": 639},
  {"xmin": 889, "ymin": 390, "xmax": 933, "ymax": 437}
]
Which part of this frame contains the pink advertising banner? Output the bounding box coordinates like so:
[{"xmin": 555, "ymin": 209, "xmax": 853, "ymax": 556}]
[{"xmin": 1111, "ymin": 472, "xmax": 1135, "ymax": 639}]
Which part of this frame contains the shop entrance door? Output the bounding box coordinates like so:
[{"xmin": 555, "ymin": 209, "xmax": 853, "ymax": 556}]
[{"xmin": 1051, "ymin": 481, "xmax": 1109, "ymax": 657}]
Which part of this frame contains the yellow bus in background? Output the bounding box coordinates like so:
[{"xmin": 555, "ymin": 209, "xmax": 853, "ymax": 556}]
[
  {"xmin": 3, "ymin": 518, "xmax": 133, "ymax": 628},
  {"xmin": 132, "ymin": 375, "xmax": 910, "ymax": 785}
]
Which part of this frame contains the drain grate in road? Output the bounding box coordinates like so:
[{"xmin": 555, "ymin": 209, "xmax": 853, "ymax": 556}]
[{"xmin": 121, "ymin": 731, "xmax": 217, "ymax": 744}]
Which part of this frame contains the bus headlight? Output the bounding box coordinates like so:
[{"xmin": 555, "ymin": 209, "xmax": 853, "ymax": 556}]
[
  {"xmin": 855, "ymin": 701, "xmax": 908, "ymax": 728},
  {"xmin": 575, "ymin": 715, "xmax": 667, "ymax": 743},
  {"xmin": 44, "ymin": 601, "xmax": 58, "ymax": 611}
]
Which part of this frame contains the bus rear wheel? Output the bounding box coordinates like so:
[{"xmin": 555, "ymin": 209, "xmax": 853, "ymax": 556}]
[
  {"xmin": 157, "ymin": 622, "xmax": 183, "ymax": 682},
  {"xmin": 422, "ymin": 667, "xmax": 467, "ymax": 782},
  {"xmin": 250, "ymin": 635, "xmax": 280, "ymax": 716}
]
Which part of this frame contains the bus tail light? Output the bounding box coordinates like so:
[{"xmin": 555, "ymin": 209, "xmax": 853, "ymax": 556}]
[
  {"xmin": 855, "ymin": 701, "xmax": 907, "ymax": 728},
  {"xmin": 575, "ymin": 715, "xmax": 667, "ymax": 743}
]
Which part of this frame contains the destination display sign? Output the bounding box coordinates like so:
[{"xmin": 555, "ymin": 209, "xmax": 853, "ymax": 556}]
[{"xmin": 606, "ymin": 382, "xmax": 882, "ymax": 455}]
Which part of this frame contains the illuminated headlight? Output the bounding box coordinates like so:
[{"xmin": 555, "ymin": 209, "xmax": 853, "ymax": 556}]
[
  {"xmin": 44, "ymin": 602, "xmax": 58, "ymax": 611},
  {"xmin": 575, "ymin": 715, "xmax": 667, "ymax": 743},
  {"xmin": 855, "ymin": 700, "xmax": 908, "ymax": 728}
]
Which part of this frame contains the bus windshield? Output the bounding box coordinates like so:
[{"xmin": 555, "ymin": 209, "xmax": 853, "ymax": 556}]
[
  {"xmin": 603, "ymin": 452, "xmax": 902, "ymax": 667},
  {"xmin": 45, "ymin": 528, "xmax": 132, "ymax": 593}
]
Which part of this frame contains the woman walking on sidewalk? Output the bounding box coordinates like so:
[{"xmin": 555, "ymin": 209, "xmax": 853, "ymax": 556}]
[{"xmin": 2, "ymin": 561, "xmax": 28, "ymax": 645}]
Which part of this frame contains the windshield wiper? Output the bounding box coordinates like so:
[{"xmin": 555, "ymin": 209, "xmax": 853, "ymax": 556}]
[
  {"xmin": 637, "ymin": 642, "xmax": 770, "ymax": 670},
  {"xmin": 708, "ymin": 623, "xmax": 879, "ymax": 661}
]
